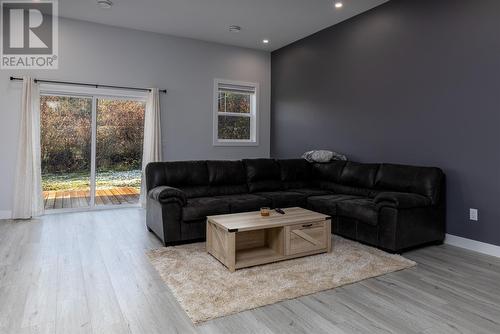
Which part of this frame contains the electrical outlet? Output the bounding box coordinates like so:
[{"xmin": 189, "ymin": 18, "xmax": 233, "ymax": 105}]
[{"xmin": 469, "ymin": 208, "xmax": 478, "ymax": 221}]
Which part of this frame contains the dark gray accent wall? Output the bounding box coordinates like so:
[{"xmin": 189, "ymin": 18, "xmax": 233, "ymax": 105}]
[{"xmin": 271, "ymin": 0, "xmax": 500, "ymax": 246}]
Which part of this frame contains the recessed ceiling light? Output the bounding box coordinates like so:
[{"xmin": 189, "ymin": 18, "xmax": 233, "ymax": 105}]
[
  {"xmin": 334, "ymin": 2, "xmax": 343, "ymax": 8},
  {"xmin": 229, "ymin": 25, "xmax": 242, "ymax": 32},
  {"xmin": 262, "ymin": 39, "xmax": 269, "ymax": 44},
  {"xmin": 97, "ymin": 0, "xmax": 113, "ymax": 9}
]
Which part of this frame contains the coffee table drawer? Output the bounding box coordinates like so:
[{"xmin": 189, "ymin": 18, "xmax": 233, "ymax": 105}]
[{"xmin": 286, "ymin": 222, "xmax": 327, "ymax": 255}]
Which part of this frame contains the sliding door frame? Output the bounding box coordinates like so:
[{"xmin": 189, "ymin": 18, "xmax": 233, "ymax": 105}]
[
  {"xmin": 40, "ymin": 87, "xmax": 147, "ymax": 214},
  {"xmin": 90, "ymin": 95, "xmax": 97, "ymax": 208}
]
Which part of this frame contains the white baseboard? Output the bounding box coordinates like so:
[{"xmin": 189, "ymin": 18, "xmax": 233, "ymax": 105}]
[
  {"xmin": 0, "ymin": 210, "xmax": 12, "ymax": 219},
  {"xmin": 445, "ymin": 234, "xmax": 500, "ymax": 258}
]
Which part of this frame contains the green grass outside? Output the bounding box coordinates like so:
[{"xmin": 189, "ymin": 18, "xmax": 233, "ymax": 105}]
[{"xmin": 42, "ymin": 169, "xmax": 142, "ymax": 191}]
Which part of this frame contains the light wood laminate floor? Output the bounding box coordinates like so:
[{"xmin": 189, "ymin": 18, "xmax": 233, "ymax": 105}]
[{"xmin": 0, "ymin": 208, "xmax": 499, "ymax": 334}]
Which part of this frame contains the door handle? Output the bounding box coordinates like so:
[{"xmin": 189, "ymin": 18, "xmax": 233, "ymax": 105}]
[{"xmin": 302, "ymin": 223, "xmax": 313, "ymax": 228}]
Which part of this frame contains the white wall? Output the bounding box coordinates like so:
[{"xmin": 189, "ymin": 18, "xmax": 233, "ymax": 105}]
[{"xmin": 0, "ymin": 18, "xmax": 271, "ymax": 215}]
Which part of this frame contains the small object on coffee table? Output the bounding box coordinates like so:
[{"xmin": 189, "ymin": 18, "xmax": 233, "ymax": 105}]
[
  {"xmin": 206, "ymin": 207, "xmax": 332, "ymax": 272},
  {"xmin": 260, "ymin": 207, "xmax": 270, "ymax": 217},
  {"xmin": 275, "ymin": 208, "xmax": 285, "ymax": 214}
]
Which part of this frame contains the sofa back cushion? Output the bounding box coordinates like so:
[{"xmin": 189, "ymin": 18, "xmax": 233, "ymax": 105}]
[
  {"xmin": 375, "ymin": 163, "xmax": 444, "ymax": 204},
  {"xmin": 312, "ymin": 161, "xmax": 346, "ymax": 183},
  {"xmin": 146, "ymin": 161, "xmax": 210, "ymax": 198},
  {"xmin": 278, "ymin": 159, "xmax": 312, "ymax": 189},
  {"xmin": 339, "ymin": 162, "xmax": 380, "ymax": 188},
  {"xmin": 146, "ymin": 162, "xmax": 167, "ymax": 191},
  {"xmin": 207, "ymin": 160, "xmax": 248, "ymax": 195},
  {"xmin": 313, "ymin": 161, "xmax": 379, "ymax": 197},
  {"xmin": 243, "ymin": 159, "xmax": 282, "ymax": 192}
]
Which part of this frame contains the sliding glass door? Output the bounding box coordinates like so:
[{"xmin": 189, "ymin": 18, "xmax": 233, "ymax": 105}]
[
  {"xmin": 41, "ymin": 95, "xmax": 93, "ymax": 209},
  {"xmin": 40, "ymin": 93, "xmax": 146, "ymax": 211},
  {"xmin": 95, "ymin": 98, "xmax": 145, "ymax": 206}
]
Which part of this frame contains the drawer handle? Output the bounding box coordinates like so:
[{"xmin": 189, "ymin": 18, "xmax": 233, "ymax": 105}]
[{"xmin": 302, "ymin": 223, "xmax": 313, "ymax": 228}]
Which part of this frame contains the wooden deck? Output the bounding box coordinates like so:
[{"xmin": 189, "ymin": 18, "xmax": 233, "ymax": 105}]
[{"xmin": 43, "ymin": 187, "xmax": 140, "ymax": 210}]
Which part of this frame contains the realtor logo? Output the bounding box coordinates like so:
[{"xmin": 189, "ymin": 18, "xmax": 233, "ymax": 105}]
[{"xmin": 1, "ymin": 0, "xmax": 58, "ymax": 69}]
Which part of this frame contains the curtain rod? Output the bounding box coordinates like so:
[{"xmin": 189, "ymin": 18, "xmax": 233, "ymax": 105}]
[{"xmin": 9, "ymin": 76, "xmax": 167, "ymax": 94}]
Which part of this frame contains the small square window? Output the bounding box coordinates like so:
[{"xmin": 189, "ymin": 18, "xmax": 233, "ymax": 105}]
[{"xmin": 213, "ymin": 79, "xmax": 258, "ymax": 146}]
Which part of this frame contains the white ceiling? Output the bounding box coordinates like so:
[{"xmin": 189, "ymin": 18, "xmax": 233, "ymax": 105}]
[{"xmin": 59, "ymin": 0, "xmax": 389, "ymax": 51}]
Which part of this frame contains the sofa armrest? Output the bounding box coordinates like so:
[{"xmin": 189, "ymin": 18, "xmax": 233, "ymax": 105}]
[
  {"xmin": 375, "ymin": 192, "xmax": 431, "ymax": 209},
  {"xmin": 148, "ymin": 186, "xmax": 187, "ymax": 206}
]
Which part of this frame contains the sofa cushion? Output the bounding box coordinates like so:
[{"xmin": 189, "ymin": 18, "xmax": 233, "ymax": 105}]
[
  {"xmin": 146, "ymin": 162, "xmax": 167, "ymax": 191},
  {"xmin": 215, "ymin": 194, "xmax": 272, "ymax": 213},
  {"xmin": 164, "ymin": 160, "xmax": 208, "ymax": 186},
  {"xmin": 340, "ymin": 162, "xmax": 379, "ymax": 188},
  {"xmin": 178, "ymin": 186, "xmax": 213, "ymax": 199},
  {"xmin": 253, "ymin": 191, "xmax": 307, "ymax": 208},
  {"xmin": 317, "ymin": 181, "xmax": 380, "ymax": 198},
  {"xmin": 278, "ymin": 159, "xmax": 313, "ymax": 189},
  {"xmin": 336, "ymin": 198, "xmax": 379, "ymax": 226},
  {"xmin": 207, "ymin": 160, "xmax": 249, "ymax": 196},
  {"xmin": 147, "ymin": 160, "xmax": 211, "ymax": 198},
  {"xmin": 182, "ymin": 197, "xmax": 230, "ymax": 221},
  {"xmin": 207, "ymin": 160, "xmax": 246, "ymax": 185},
  {"xmin": 312, "ymin": 161, "xmax": 347, "ymax": 183},
  {"xmin": 307, "ymin": 194, "xmax": 361, "ymax": 215},
  {"xmin": 374, "ymin": 192, "xmax": 431, "ymax": 209},
  {"xmin": 375, "ymin": 163, "xmax": 444, "ymax": 205},
  {"xmin": 288, "ymin": 188, "xmax": 331, "ymax": 197},
  {"xmin": 209, "ymin": 184, "xmax": 249, "ymax": 197},
  {"xmin": 243, "ymin": 159, "xmax": 282, "ymax": 192}
]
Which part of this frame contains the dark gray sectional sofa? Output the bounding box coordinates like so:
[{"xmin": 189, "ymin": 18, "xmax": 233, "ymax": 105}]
[{"xmin": 145, "ymin": 159, "xmax": 446, "ymax": 253}]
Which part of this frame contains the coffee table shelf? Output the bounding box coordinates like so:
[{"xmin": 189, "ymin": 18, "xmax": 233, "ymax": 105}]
[{"xmin": 236, "ymin": 247, "xmax": 282, "ymax": 269}]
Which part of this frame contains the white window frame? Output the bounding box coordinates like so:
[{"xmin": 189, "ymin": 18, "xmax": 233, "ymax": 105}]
[
  {"xmin": 213, "ymin": 78, "xmax": 259, "ymax": 146},
  {"xmin": 39, "ymin": 84, "xmax": 148, "ymax": 213}
]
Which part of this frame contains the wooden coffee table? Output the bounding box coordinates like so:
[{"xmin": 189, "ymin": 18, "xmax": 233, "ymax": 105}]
[{"xmin": 206, "ymin": 207, "xmax": 332, "ymax": 272}]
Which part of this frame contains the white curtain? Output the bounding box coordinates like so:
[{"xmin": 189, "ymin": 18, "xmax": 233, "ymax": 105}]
[
  {"xmin": 140, "ymin": 88, "xmax": 163, "ymax": 207},
  {"xmin": 12, "ymin": 77, "xmax": 44, "ymax": 219}
]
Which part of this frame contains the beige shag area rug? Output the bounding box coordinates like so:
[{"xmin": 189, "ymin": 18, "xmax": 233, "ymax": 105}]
[{"xmin": 147, "ymin": 235, "xmax": 415, "ymax": 324}]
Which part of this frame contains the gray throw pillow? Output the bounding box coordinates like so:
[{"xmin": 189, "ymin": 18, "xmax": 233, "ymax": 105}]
[{"xmin": 302, "ymin": 150, "xmax": 347, "ymax": 163}]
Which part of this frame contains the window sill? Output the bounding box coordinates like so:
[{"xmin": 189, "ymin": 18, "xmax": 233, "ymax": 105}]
[{"xmin": 213, "ymin": 140, "xmax": 259, "ymax": 147}]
